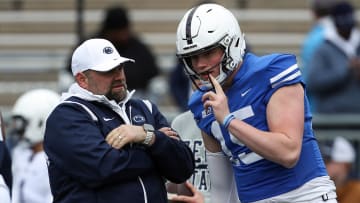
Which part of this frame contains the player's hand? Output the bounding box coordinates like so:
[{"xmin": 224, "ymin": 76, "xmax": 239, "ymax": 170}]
[
  {"xmin": 168, "ymin": 182, "xmax": 204, "ymax": 203},
  {"xmin": 105, "ymin": 125, "xmax": 146, "ymax": 149},
  {"xmin": 202, "ymin": 74, "xmax": 230, "ymax": 123}
]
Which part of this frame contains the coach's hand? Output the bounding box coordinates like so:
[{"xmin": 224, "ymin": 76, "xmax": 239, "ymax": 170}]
[
  {"xmin": 106, "ymin": 125, "xmax": 147, "ymax": 149},
  {"xmin": 159, "ymin": 127, "xmax": 179, "ymax": 140},
  {"xmin": 202, "ymin": 74, "xmax": 230, "ymax": 123}
]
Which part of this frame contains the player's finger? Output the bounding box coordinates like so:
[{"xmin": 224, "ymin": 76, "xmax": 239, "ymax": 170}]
[{"xmin": 209, "ymin": 74, "xmax": 224, "ymax": 94}]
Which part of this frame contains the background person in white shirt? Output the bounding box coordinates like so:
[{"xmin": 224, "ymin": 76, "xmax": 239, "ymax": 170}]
[{"xmin": 9, "ymin": 89, "xmax": 60, "ymax": 203}]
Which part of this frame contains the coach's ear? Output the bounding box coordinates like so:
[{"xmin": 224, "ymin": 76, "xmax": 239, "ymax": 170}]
[{"xmin": 75, "ymin": 71, "xmax": 89, "ymax": 89}]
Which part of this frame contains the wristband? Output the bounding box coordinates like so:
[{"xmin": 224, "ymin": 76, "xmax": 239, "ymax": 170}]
[{"xmin": 222, "ymin": 114, "xmax": 235, "ymax": 129}]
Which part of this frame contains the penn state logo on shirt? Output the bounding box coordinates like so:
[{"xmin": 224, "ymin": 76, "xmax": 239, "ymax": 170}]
[
  {"xmin": 103, "ymin": 47, "xmax": 113, "ymax": 54},
  {"xmin": 132, "ymin": 115, "xmax": 146, "ymax": 124}
]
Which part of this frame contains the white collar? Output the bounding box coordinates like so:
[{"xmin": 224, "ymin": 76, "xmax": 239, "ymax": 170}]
[{"xmin": 61, "ymin": 83, "xmax": 136, "ymax": 124}]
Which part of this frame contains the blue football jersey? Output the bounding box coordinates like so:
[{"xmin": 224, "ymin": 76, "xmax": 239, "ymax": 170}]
[{"xmin": 188, "ymin": 53, "xmax": 327, "ymax": 203}]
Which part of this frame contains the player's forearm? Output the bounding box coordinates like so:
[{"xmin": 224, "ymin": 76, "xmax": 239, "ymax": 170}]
[{"xmin": 227, "ymin": 119, "xmax": 302, "ymax": 168}]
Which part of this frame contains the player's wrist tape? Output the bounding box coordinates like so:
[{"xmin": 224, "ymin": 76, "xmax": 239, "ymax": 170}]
[{"xmin": 222, "ymin": 114, "xmax": 235, "ymax": 129}]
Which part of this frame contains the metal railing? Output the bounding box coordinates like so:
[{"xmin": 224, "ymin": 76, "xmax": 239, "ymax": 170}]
[{"xmin": 313, "ymin": 114, "xmax": 360, "ymax": 178}]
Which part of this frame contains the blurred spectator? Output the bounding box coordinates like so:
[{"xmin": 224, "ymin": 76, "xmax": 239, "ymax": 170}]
[
  {"xmin": 65, "ymin": 6, "xmax": 160, "ymax": 99},
  {"xmin": 12, "ymin": 0, "xmax": 23, "ymax": 10},
  {"xmin": 300, "ymin": 0, "xmax": 338, "ymax": 112},
  {"xmin": 10, "ymin": 89, "xmax": 60, "ymax": 203},
  {"xmin": 168, "ymin": 59, "xmax": 191, "ymax": 112},
  {"xmin": 320, "ymin": 136, "xmax": 360, "ymax": 203},
  {"xmin": 306, "ymin": 1, "xmax": 360, "ymax": 113}
]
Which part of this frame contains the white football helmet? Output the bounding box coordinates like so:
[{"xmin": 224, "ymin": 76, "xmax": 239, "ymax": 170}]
[
  {"xmin": 12, "ymin": 89, "xmax": 60, "ymax": 145},
  {"xmin": 176, "ymin": 3, "xmax": 246, "ymax": 89}
]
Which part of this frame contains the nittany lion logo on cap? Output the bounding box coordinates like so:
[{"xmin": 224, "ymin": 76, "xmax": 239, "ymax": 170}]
[{"xmin": 103, "ymin": 47, "xmax": 113, "ymax": 54}]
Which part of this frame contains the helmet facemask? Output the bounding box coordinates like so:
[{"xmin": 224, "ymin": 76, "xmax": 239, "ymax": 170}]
[{"xmin": 7, "ymin": 115, "xmax": 28, "ymax": 144}]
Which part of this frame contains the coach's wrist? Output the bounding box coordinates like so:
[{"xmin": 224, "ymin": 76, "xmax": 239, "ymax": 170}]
[{"xmin": 142, "ymin": 124, "xmax": 155, "ymax": 146}]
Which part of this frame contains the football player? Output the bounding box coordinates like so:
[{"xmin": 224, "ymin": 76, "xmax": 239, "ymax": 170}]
[
  {"xmin": 10, "ymin": 89, "xmax": 60, "ymax": 203},
  {"xmin": 176, "ymin": 3, "xmax": 337, "ymax": 203}
]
